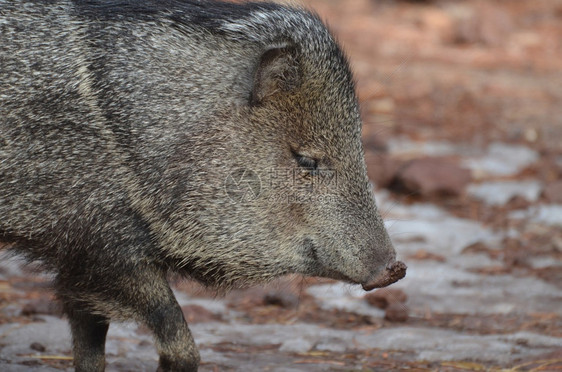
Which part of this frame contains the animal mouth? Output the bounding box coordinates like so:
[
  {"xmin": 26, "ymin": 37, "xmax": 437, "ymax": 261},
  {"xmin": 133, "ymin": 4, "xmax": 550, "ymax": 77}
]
[
  {"xmin": 361, "ymin": 260, "xmax": 407, "ymax": 291},
  {"xmin": 303, "ymin": 238, "xmax": 407, "ymax": 289},
  {"xmin": 303, "ymin": 238, "xmax": 359, "ymax": 283}
]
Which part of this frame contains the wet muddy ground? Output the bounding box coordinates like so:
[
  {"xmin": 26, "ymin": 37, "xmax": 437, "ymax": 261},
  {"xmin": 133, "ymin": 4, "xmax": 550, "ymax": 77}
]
[{"xmin": 1, "ymin": 0, "xmax": 561, "ymax": 371}]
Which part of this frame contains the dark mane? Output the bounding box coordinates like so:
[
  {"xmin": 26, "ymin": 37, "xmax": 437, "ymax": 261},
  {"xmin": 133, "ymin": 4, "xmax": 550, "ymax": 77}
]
[{"xmin": 72, "ymin": 0, "xmax": 282, "ymax": 33}]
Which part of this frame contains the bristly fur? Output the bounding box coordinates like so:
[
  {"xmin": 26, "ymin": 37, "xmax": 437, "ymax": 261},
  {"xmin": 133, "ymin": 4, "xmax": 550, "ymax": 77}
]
[{"xmin": 0, "ymin": 0, "xmax": 397, "ymax": 370}]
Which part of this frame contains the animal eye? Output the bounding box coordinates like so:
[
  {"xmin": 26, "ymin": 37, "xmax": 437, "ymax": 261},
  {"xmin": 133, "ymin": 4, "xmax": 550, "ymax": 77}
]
[{"xmin": 293, "ymin": 152, "xmax": 318, "ymax": 170}]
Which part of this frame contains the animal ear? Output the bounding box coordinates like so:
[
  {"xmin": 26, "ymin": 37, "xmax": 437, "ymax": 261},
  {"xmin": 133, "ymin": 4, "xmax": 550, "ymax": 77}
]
[{"xmin": 250, "ymin": 44, "xmax": 301, "ymax": 105}]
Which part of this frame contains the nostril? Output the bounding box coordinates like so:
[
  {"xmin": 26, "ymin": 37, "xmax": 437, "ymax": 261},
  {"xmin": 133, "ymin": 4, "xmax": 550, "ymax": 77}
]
[{"xmin": 387, "ymin": 261, "xmax": 407, "ymax": 278}]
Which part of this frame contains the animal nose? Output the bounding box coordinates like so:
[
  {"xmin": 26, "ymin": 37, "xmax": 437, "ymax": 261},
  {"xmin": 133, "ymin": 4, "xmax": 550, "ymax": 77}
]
[{"xmin": 361, "ymin": 260, "xmax": 407, "ymax": 291}]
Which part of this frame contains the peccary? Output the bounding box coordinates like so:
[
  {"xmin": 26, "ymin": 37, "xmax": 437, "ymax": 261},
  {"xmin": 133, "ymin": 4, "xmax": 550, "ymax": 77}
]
[{"xmin": 0, "ymin": 0, "xmax": 406, "ymax": 370}]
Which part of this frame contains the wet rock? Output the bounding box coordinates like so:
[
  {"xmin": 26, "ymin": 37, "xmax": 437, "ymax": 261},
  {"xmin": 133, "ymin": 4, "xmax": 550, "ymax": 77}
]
[
  {"xmin": 384, "ymin": 302, "xmax": 409, "ymax": 322},
  {"xmin": 532, "ymin": 205, "xmax": 562, "ymax": 227},
  {"xmin": 19, "ymin": 359, "xmax": 42, "ymax": 367},
  {"xmin": 510, "ymin": 205, "xmax": 562, "ymax": 227},
  {"xmin": 29, "ymin": 342, "xmax": 46, "ymax": 352},
  {"xmin": 365, "ymin": 288, "xmax": 408, "ymax": 309},
  {"xmin": 528, "ymin": 256, "xmax": 562, "ymax": 270},
  {"xmin": 279, "ymin": 338, "xmax": 314, "ymax": 353},
  {"xmin": 389, "ymin": 260, "xmax": 562, "ymax": 315},
  {"xmin": 463, "ymin": 143, "xmax": 539, "ymax": 178},
  {"xmin": 382, "ymin": 200, "xmax": 498, "ymax": 257},
  {"xmin": 544, "ymin": 181, "xmax": 562, "ymax": 203},
  {"xmin": 467, "ymin": 180, "xmax": 542, "ymax": 206},
  {"xmin": 390, "ymin": 157, "xmax": 471, "ymax": 197},
  {"xmin": 316, "ymin": 340, "xmax": 347, "ymax": 352}
]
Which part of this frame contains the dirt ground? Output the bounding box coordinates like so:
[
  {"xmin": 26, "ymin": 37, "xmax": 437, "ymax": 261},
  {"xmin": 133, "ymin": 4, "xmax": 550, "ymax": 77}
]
[{"xmin": 1, "ymin": 0, "xmax": 561, "ymax": 371}]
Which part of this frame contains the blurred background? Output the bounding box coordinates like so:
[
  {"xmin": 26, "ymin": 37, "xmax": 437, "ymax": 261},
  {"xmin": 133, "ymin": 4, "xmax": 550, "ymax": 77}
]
[{"xmin": 1, "ymin": 0, "xmax": 561, "ymax": 371}]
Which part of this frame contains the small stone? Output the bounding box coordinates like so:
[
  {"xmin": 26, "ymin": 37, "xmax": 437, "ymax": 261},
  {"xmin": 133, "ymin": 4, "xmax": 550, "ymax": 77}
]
[
  {"xmin": 30, "ymin": 342, "xmax": 46, "ymax": 352},
  {"xmin": 263, "ymin": 291, "xmax": 298, "ymax": 308},
  {"xmin": 20, "ymin": 359, "xmax": 41, "ymax": 367},
  {"xmin": 391, "ymin": 157, "xmax": 471, "ymax": 197},
  {"xmin": 384, "ymin": 302, "xmax": 409, "ymax": 322},
  {"xmin": 138, "ymin": 340, "xmax": 153, "ymax": 347},
  {"xmin": 462, "ymin": 241, "xmax": 491, "ymax": 254},
  {"xmin": 507, "ymin": 195, "xmax": 531, "ymax": 210},
  {"xmin": 365, "ymin": 288, "xmax": 408, "ymax": 309}
]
